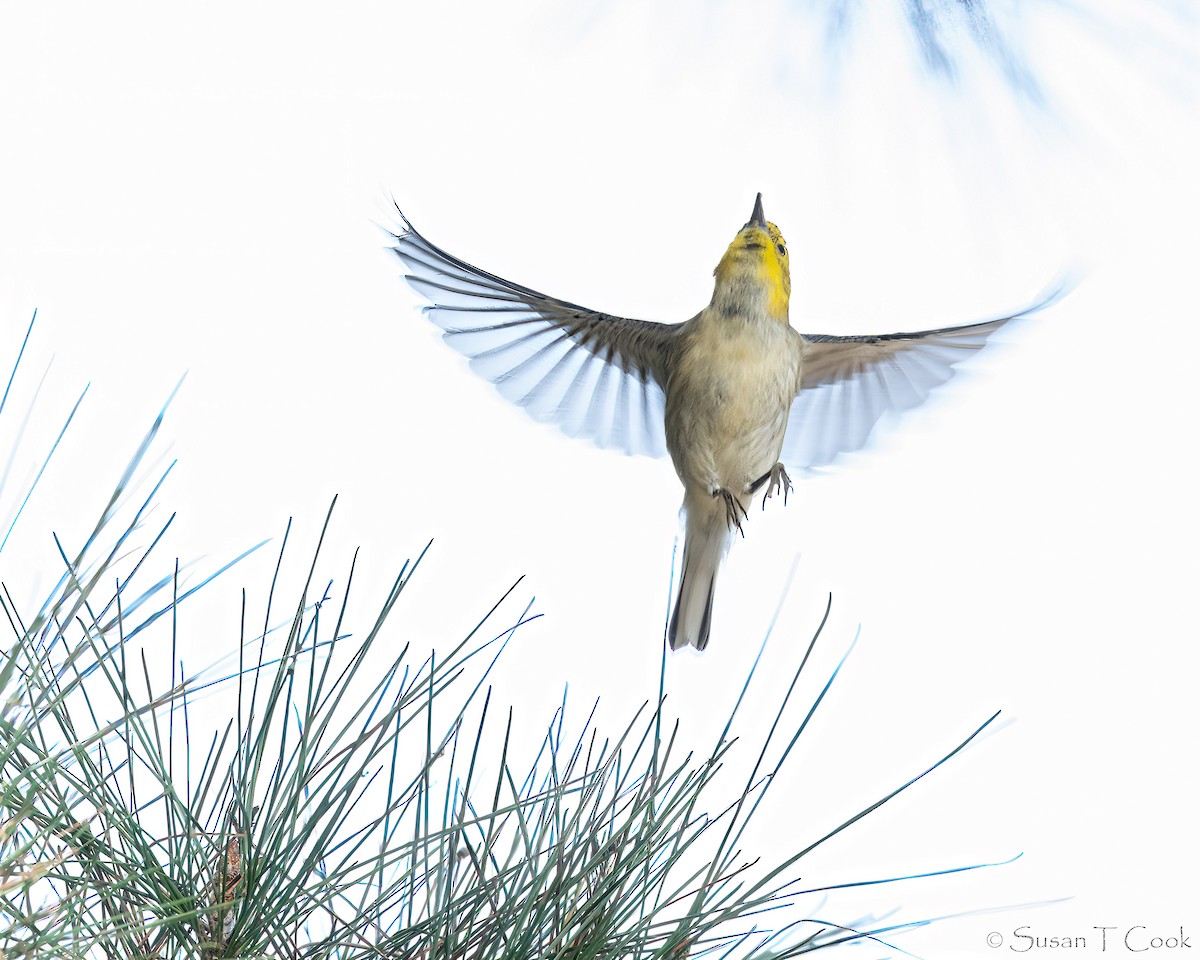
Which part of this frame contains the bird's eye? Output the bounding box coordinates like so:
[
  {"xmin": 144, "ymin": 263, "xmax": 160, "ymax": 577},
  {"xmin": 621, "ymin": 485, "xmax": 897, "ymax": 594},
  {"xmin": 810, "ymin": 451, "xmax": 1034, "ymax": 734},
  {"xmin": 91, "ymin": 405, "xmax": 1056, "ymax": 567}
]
[{"xmin": 776, "ymin": 243, "xmax": 787, "ymax": 257}]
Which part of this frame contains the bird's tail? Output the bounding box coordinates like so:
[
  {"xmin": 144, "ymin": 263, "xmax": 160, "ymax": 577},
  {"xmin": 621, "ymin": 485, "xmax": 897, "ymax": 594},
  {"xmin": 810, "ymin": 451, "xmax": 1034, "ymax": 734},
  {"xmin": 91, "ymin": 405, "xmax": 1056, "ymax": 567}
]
[{"xmin": 669, "ymin": 492, "xmax": 735, "ymax": 652}]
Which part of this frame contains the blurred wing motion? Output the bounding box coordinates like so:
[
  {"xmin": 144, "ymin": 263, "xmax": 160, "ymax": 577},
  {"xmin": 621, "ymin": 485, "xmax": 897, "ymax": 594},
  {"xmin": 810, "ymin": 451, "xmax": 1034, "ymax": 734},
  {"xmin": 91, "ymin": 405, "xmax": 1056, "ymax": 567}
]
[
  {"xmin": 392, "ymin": 212, "xmax": 678, "ymax": 458},
  {"xmin": 784, "ymin": 284, "xmax": 1069, "ymax": 470}
]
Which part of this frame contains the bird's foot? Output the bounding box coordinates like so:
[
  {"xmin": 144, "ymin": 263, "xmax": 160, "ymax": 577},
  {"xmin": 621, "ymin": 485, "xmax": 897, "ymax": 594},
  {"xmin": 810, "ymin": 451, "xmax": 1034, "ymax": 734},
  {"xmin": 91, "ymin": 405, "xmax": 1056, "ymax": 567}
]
[
  {"xmin": 713, "ymin": 488, "xmax": 748, "ymax": 537},
  {"xmin": 750, "ymin": 462, "xmax": 793, "ymax": 510}
]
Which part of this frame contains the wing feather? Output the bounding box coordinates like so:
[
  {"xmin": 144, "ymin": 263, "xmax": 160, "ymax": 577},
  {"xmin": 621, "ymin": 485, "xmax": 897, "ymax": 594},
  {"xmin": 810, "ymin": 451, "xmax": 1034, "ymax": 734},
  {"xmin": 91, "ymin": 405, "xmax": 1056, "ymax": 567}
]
[
  {"xmin": 782, "ymin": 283, "xmax": 1069, "ymax": 470},
  {"xmin": 392, "ymin": 212, "xmax": 677, "ymax": 458}
]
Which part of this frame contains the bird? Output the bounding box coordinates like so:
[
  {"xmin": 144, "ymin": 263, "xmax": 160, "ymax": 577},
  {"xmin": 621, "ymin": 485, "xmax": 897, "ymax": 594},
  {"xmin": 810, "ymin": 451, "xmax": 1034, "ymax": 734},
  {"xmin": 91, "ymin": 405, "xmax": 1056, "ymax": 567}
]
[{"xmin": 391, "ymin": 195, "xmax": 1064, "ymax": 652}]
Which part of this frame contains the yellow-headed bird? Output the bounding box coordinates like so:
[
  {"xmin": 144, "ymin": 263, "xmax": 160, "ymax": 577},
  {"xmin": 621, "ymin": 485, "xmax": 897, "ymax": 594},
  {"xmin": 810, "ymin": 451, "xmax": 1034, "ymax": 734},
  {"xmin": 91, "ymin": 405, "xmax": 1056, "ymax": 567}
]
[{"xmin": 392, "ymin": 195, "xmax": 1063, "ymax": 652}]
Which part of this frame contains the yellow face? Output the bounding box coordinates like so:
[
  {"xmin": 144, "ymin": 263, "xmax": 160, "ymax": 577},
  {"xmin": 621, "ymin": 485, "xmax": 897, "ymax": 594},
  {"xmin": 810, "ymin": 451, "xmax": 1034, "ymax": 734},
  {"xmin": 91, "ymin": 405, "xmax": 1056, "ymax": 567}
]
[{"xmin": 713, "ymin": 213, "xmax": 791, "ymax": 321}]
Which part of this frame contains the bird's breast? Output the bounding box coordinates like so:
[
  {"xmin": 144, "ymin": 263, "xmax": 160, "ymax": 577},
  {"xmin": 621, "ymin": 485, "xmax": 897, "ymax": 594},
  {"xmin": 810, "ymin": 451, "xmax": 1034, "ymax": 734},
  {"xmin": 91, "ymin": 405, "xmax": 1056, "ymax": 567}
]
[{"xmin": 665, "ymin": 315, "xmax": 802, "ymax": 490}]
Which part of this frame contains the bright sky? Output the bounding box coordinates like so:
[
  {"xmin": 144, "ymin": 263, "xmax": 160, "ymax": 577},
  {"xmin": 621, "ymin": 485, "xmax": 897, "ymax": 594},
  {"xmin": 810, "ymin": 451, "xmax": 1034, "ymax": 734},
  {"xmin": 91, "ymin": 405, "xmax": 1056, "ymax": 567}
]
[{"xmin": 1, "ymin": 1, "xmax": 1196, "ymax": 954}]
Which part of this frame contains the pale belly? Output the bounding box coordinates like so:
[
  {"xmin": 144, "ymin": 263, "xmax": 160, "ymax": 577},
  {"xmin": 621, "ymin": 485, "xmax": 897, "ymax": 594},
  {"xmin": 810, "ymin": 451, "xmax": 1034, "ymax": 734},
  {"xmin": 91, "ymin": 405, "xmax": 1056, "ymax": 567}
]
[{"xmin": 665, "ymin": 321, "xmax": 801, "ymax": 495}]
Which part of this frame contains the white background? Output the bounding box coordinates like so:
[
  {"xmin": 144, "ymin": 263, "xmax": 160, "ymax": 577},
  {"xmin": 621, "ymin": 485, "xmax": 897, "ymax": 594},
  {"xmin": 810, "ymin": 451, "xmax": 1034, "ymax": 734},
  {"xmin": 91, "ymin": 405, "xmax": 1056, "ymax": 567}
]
[{"xmin": 1, "ymin": 1, "xmax": 1196, "ymax": 955}]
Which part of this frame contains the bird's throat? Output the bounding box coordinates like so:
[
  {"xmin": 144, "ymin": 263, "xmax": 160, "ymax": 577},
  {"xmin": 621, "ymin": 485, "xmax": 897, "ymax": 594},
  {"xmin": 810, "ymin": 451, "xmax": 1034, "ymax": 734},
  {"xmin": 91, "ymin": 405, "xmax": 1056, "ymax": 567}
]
[{"xmin": 712, "ymin": 259, "xmax": 790, "ymax": 323}]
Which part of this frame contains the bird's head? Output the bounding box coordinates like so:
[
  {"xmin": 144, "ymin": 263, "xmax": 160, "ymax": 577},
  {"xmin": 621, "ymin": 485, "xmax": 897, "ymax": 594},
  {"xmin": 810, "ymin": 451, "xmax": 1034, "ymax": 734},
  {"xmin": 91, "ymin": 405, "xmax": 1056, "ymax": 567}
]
[{"xmin": 712, "ymin": 193, "xmax": 791, "ymax": 322}]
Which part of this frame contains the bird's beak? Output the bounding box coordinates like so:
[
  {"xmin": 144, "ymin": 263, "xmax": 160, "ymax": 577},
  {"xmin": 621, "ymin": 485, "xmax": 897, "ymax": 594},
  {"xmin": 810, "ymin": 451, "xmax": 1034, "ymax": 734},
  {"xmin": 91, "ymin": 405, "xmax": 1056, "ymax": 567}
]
[{"xmin": 745, "ymin": 193, "xmax": 767, "ymax": 229}]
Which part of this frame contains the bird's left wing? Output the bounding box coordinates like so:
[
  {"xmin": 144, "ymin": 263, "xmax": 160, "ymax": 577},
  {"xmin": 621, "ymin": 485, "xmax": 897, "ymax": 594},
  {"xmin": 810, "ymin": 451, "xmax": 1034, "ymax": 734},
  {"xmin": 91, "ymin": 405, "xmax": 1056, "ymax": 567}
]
[
  {"xmin": 392, "ymin": 213, "xmax": 677, "ymax": 458},
  {"xmin": 782, "ymin": 285, "xmax": 1067, "ymax": 470}
]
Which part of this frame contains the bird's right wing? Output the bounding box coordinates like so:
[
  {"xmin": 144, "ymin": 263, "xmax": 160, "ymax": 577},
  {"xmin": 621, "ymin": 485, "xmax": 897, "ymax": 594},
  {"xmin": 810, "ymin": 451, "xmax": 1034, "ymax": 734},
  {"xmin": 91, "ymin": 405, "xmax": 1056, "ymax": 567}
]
[
  {"xmin": 392, "ymin": 211, "xmax": 679, "ymax": 458},
  {"xmin": 781, "ymin": 284, "xmax": 1069, "ymax": 470}
]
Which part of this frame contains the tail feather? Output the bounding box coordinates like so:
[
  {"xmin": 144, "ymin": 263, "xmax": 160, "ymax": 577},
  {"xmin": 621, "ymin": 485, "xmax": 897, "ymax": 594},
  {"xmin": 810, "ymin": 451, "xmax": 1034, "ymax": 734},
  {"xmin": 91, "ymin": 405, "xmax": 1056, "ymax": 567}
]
[{"xmin": 668, "ymin": 495, "xmax": 733, "ymax": 651}]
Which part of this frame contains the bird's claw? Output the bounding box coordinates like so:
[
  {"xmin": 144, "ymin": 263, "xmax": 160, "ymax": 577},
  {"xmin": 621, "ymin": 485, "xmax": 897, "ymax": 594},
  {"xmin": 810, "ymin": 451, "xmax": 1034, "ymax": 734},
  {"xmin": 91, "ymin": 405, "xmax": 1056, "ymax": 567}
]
[
  {"xmin": 714, "ymin": 488, "xmax": 748, "ymax": 537},
  {"xmin": 751, "ymin": 462, "xmax": 793, "ymax": 510}
]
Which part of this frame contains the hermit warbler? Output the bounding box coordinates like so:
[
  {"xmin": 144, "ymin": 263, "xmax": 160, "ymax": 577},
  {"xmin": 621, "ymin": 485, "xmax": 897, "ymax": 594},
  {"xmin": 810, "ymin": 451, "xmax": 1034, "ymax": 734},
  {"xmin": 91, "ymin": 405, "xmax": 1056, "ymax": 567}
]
[{"xmin": 392, "ymin": 195, "xmax": 1062, "ymax": 652}]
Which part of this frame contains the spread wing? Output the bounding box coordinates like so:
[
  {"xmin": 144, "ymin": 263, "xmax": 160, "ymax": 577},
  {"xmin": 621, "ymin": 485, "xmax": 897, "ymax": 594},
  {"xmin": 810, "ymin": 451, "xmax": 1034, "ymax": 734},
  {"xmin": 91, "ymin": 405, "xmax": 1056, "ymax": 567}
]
[
  {"xmin": 391, "ymin": 212, "xmax": 678, "ymax": 458},
  {"xmin": 782, "ymin": 284, "xmax": 1069, "ymax": 470}
]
